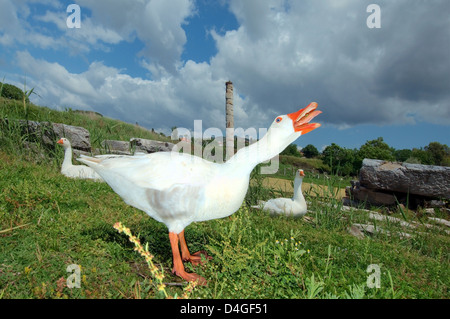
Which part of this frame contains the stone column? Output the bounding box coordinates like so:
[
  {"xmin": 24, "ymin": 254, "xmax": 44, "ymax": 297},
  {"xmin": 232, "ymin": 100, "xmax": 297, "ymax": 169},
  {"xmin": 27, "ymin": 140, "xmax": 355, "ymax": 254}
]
[{"xmin": 225, "ymin": 81, "xmax": 234, "ymax": 161}]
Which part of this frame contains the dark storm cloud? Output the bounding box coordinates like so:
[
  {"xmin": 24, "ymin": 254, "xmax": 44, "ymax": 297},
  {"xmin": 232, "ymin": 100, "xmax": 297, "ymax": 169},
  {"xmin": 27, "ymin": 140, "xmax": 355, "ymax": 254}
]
[
  {"xmin": 368, "ymin": 1, "xmax": 450, "ymax": 101},
  {"xmin": 213, "ymin": 0, "xmax": 450, "ymax": 128}
]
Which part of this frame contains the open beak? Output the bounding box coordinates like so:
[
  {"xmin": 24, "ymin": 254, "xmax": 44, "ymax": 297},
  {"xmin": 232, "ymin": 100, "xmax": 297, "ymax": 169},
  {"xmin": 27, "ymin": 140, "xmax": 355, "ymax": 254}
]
[
  {"xmin": 57, "ymin": 139, "xmax": 63, "ymax": 145},
  {"xmin": 288, "ymin": 102, "xmax": 322, "ymax": 134}
]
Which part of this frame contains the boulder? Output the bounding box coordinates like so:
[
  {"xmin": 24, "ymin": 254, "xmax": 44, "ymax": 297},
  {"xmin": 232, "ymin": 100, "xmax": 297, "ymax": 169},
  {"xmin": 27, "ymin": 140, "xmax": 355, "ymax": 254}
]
[
  {"xmin": 130, "ymin": 138, "xmax": 174, "ymax": 153},
  {"xmin": 359, "ymin": 159, "xmax": 450, "ymax": 200},
  {"xmin": 101, "ymin": 140, "xmax": 131, "ymax": 155},
  {"xmin": 52, "ymin": 123, "xmax": 91, "ymax": 152}
]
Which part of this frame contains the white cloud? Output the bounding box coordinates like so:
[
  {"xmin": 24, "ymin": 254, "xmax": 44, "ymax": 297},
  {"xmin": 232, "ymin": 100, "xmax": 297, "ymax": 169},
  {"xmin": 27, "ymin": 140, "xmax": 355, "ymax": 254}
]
[
  {"xmin": 5, "ymin": 0, "xmax": 450, "ymax": 139},
  {"xmin": 76, "ymin": 0, "xmax": 195, "ymax": 74},
  {"xmin": 0, "ymin": 0, "xmax": 21, "ymax": 36},
  {"xmin": 0, "ymin": 0, "xmax": 60, "ymax": 48},
  {"xmin": 15, "ymin": 50, "xmax": 231, "ymax": 134},
  {"xmin": 15, "ymin": 51, "xmax": 98, "ymax": 108},
  {"xmin": 2, "ymin": 0, "xmax": 193, "ymax": 70},
  {"xmin": 0, "ymin": 0, "xmax": 119, "ymax": 52},
  {"xmin": 35, "ymin": 10, "xmax": 123, "ymax": 47}
]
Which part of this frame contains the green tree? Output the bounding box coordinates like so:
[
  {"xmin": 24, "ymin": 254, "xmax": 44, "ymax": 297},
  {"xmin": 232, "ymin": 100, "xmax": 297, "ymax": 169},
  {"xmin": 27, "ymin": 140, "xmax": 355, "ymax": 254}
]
[
  {"xmin": 395, "ymin": 149, "xmax": 412, "ymax": 162},
  {"xmin": 425, "ymin": 142, "xmax": 449, "ymax": 166},
  {"xmin": 354, "ymin": 137, "xmax": 395, "ymax": 172},
  {"xmin": 410, "ymin": 148, "xmax": 433, "ymax": 165},
  {"xmin": 322, "ymin": 143, "xmax": 356, "ymax": 176},
  {"xmin": 357, "ymin": 137, "xmax": 395, "ymax": 162},
  {"xmin": 302, "ymin": 144, "xmax": 319, "ymax": 158},
  {"xmin": 281, "ymin": 143, "xmax": 301, "ymax": 157}
]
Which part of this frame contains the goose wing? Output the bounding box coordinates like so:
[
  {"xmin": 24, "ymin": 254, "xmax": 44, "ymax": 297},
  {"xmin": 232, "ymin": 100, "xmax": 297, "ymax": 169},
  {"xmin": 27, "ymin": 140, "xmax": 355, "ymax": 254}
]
[
  {"xmin": 263, "ymin": 198, "xmax": 294, "ymax": 214},
  {"xmin": 77, "ymin": 152, "xmax": 217, "ymax": 232},
  {"xmin": 78, "ymin": 152, "xmax": 216, "ymax": 190}
]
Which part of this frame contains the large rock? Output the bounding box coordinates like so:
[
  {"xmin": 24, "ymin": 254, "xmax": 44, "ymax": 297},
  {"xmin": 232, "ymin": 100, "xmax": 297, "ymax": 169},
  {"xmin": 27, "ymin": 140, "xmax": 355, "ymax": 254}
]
[
  {"xmin": 101, "ymin": 140, "xmax": 131, "ymax": 155},
  {"xmin": 359, "ymin": 159, "xmax": 450, "ymax": 199},
  {"xmin": 130, "ymin": 137, "xmax": 174, "ymax": 153},
  {"xmin": 52, "ymin": 123, "xmax": 92, "ymax": 152}
]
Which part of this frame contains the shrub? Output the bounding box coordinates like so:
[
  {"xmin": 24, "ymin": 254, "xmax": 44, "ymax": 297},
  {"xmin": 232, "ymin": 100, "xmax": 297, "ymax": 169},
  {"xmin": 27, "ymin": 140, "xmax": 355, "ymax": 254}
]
[
  {"xmin": 0, "ymin": 82, "xmax": 29, "ymax": 103},
  {"xmin": 302, "ymin": 144, "xmax": 319, "ymax": 158}
]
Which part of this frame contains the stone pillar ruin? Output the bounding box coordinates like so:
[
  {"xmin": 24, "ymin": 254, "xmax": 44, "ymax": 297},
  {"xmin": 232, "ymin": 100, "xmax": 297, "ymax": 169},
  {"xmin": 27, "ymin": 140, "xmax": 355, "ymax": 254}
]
[{"xmin": 225, "ymin": 81, "xmax": 234, "ymax": 161}]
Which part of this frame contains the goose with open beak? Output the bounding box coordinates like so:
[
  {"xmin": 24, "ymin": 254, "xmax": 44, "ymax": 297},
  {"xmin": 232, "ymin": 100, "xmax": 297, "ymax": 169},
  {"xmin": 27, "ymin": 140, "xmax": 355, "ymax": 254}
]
[{"xmin": 77, "ymin": 102, "xmax": 322, "ymax": 284}]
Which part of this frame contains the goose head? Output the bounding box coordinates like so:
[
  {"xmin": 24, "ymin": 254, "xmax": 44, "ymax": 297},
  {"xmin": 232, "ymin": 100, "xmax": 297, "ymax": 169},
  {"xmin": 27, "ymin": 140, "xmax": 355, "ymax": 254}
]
[
  {"xmin": 260, "ymin": 102, "xmax": 322, "ymax": 160},
  {"xmin": 57, "ymin": 138, "xmax": 71, "ymax": 148},
  {"xmin": 296, "ymin": 169, "xmax": 305, "ymax": 179}
]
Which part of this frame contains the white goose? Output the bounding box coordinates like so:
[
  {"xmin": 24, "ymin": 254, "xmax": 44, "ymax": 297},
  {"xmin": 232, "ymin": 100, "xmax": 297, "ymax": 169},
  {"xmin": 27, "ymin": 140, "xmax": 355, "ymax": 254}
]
[
  {"xmin": 57, "ymin": 138, "xmax": 103, "ymax": 181},
  {"xmin": 77, "ymin": 102, "xmax": 322, "ymax": 284},
  {"xmin": 256, "ymin": 169, "xmax": 307, "ymax": 217}
]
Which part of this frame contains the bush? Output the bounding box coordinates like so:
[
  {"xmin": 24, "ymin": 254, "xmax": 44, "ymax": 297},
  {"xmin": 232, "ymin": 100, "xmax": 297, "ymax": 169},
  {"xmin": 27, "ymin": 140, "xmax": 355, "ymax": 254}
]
[
  {"xmin": 0, "ymin": 82, "xmax": 28, "ymax": 103},
  {"xmin": 281, "ymin": 143, "xmax": 301, "ymax": 157},
  {"xmin": 404, "ymin": 157, "xmax": 421, "ymax": 164},
  {"xmin": 321, "ymin": 143, "xmax": 357, "ymax": 176},
  {"xmin": 302, "ymin": 144, "xmax": 319, "ymax": 158}
]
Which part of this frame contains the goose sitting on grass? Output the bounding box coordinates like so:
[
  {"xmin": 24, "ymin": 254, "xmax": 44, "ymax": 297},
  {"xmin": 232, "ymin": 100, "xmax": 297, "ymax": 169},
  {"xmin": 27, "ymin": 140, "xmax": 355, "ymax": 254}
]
[
  {"xmin": 77, "ymin": 102, "xmax": 322, "ymax": 284},
  {"xmin": 57, "ymin": 138, "xmax": 103, "ymax": 181},
  {"xmin": 253, "ymin": 169, "xmax": 307, "ymax": 217}
]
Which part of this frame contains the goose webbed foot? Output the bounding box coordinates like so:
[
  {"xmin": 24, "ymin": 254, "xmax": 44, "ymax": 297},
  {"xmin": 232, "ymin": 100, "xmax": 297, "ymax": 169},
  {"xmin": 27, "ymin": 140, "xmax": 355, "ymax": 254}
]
[{"xmin": 169, "ymin": 231, "xmax": 207, "ymax": 286}]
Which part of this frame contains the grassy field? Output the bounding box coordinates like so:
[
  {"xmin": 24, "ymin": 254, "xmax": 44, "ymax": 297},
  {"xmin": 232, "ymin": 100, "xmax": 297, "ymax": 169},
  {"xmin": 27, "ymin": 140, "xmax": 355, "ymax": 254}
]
[{"xmin": 0, "ymin": 98, "xmax": 449, "ymax": 299}]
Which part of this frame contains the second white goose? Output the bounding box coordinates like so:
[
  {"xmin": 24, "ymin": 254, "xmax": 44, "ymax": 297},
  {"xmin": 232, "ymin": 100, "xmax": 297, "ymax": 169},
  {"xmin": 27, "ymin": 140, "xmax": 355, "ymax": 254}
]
[
  {"xmin": 57, "ymin": 138, "xmax": 103, "ymax": 181},
  {"xmin": 256, "ymin": 169, "xmax": 307, "ymax": 217}
]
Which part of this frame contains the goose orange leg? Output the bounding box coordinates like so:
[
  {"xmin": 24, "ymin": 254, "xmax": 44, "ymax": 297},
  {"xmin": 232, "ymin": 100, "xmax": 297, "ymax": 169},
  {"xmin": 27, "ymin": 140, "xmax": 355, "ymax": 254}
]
[
  {"xmin": 178, "ymin": 230, "xmax": 212, "ymax": 265},
  {"xmin": 169, "ymin": 232, "xmax": 206, "ymax": 285}
]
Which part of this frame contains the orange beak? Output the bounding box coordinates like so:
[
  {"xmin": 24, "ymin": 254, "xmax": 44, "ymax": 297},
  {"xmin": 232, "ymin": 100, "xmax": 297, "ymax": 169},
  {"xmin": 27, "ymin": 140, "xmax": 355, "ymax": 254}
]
[
  {"xmin": 299, "ymin": 170, "xmax": 305, "ymax": 177},
  {"xmin": 57, "ymin": 139, "xmax": 64, "ymax": 145},
  {"xmin": 287, "ymin": 102, "xmax": 322, "ymax": 134}
]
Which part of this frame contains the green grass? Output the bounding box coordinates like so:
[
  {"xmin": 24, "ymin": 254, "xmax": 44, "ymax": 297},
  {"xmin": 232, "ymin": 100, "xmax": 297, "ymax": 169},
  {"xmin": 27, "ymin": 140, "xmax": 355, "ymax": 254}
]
[
  {"xmin": 0, "ymin": 150, "xmax": 448, "ymax": 299},
  {"xmin": 1, "ymin": 98, "xmax": 449, "ymax": 299}
]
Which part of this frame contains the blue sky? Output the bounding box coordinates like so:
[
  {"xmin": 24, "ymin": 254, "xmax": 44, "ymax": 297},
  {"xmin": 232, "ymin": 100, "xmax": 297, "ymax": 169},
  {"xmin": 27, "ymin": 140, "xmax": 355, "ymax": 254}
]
[{"xmin": 1, "ymin": 0, "xmax": 449, "ymax": 152}]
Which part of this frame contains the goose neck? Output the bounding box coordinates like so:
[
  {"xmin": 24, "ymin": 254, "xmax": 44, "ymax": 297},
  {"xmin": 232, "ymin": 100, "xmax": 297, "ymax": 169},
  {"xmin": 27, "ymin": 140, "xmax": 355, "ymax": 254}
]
[
  {"xmin": 227, "ymin": 134, "xmax": 277, "ymax": 168},
  {"xmin": 62, "ymin": 145, "xmax": 73, "ymax": 168},
  {"xmin": 293, "ymin": 178, "xmax": 304, "ymax": 201}
]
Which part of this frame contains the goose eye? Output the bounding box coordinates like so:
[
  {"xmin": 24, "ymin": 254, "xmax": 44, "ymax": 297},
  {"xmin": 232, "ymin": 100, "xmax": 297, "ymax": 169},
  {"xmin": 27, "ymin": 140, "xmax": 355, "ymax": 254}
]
[{"xmin": 276, "ymin": 117, "xmax": 282, "ymax": 123}]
